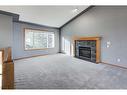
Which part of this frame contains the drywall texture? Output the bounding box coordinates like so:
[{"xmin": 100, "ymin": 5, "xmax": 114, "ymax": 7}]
[
  {"xmin": 61, "ymin": 6, "xmax": 127, "ymax": 67},
  {"xmin": 0, "ymin": 14, "xmax": 13, "ymax": 48},
  {"xmin": 13, "ymin": 22, "xmax": 59, "ymax": 59}
]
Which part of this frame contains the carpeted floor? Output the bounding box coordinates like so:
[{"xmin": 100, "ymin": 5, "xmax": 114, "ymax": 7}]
[{"xmin": 14, "ymin": 53, "xmax": 127, "ymax": 89}]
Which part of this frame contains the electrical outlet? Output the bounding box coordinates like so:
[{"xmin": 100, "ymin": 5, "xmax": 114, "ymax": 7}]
[
  {"xmin": 117, "ymin": 58, "xmax": 121, "ymax": 62},
  {"xmin": 107, "ymin": 45, "xmax": 110, "ymax": 48}
]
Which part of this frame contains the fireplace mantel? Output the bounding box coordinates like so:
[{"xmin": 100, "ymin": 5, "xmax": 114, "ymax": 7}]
[
  {"xmin": 73, "ymin": 36, "xmax": 101, "ymax": 63},
  {"xmin": 73, "ymin": 36, "xmax": 101, "ymax": 41}
]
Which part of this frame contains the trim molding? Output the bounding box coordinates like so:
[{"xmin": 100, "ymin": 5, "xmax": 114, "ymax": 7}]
[
  {"xmin": 14, "ymin": 20, "xmax": 59, "ymax": 29},
  {"xmin": 0, "ymin": 10, "xmax": 19, "ymax": 21},
  {"xmin": 14, "ymin": 53, "xmax": 57, "ymax": 61},
  {"xmin": 60, "ymin": 6, "xmax": 95, "ymax": 29},
  {"xmin": 101, "ymin": 62, "xmax": 127, "ymax": 70}
]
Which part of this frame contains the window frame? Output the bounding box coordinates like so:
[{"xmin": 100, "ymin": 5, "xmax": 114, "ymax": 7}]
[{"xmin": 24, "ymin": 28, "xmax": 55, "ymax": 51}]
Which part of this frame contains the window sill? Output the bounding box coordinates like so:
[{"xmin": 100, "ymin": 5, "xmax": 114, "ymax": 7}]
[{"xmin": 24, "ymin": 48, "xmax": 55, "ymax": 51}]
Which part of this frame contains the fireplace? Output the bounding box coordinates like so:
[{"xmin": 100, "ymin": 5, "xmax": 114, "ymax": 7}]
[
  {"xmin": 79, "ymin": 46, "xmax": 91, "ymax": 59},
  {"xmin": 75, "ymin": 40, "xmax": 96, "ymax": 62},
  {"xmin": 74, "ymin": 37, "xmax": 101, "ymax": 63}
]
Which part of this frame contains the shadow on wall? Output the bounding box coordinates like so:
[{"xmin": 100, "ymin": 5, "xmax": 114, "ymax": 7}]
[{"xmin": 62, "ymin": 37, "xmax": 74, "ymax": 56}]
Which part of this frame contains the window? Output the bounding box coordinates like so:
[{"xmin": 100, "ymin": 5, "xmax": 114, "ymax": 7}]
[{"xmin": 24, "ymin": 28, "xmax": 55, "ymax": 50}]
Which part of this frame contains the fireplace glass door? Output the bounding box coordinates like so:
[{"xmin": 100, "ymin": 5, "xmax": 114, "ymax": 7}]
[{"xmin": 79, "ymin": 47, "xmax": 91, "ymax": 59}]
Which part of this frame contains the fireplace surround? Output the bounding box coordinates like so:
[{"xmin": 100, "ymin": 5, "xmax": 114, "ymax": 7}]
[{"xmin": 73, "ymin": 37, "xmax": 101, "ymax": 63}]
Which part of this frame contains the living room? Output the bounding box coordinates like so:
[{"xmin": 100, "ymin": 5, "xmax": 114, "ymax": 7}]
[{"xmin": 0, "ymin": 5, "xmax": 127, "ymax": 90}]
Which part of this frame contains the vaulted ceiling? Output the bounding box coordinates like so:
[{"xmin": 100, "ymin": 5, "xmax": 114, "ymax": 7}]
[{"xmin": 0, "ymin": 6, "xmax": 89, "ymax": 28}]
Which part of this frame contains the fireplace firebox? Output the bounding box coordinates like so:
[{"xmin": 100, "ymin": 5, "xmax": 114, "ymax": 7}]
[
  {"xmin": 79, "ymin": 46, "xmax": 91, "ymax": 59},
  {"xmin": 75, "ymin": 40, "xmax": 96, "ymax": 63}
]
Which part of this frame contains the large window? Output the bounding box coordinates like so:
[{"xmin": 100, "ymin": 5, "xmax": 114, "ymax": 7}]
[{"xmin": 24, "ymin": 28, "xmax": 55, "ymax": 50}]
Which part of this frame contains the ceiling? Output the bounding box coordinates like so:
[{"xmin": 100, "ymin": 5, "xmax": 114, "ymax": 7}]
[{"xmin": 0, "ymin": 6, "xmax": 89, "ymax": 28}]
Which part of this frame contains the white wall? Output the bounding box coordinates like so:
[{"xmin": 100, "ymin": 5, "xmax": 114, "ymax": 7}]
[
  {"xmin": 61, "ymin": 6, "xmax": 127, "ymax": 68},
  {"xmin": 0, "ymin": 13, "xmax": 60, "ymax": 59},
  {"xmin": 13, "ymin": 22, "xmax": 60, "ymax": 59},
  {"xmin": 0, "ymin": 14, "xmax": 13, "ymax": 48}
]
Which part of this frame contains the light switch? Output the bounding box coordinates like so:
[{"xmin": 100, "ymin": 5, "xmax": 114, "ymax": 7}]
[
  {"xmin": 107, "ymin": 41, "xmax": 111, "ymax": 45},
  {"xmin": 107, "ymin": 41, "xmax": 111, "ymax": 48}
]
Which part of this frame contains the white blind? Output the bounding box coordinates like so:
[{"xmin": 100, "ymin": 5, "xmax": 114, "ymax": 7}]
[{"xmin": 25, "ymin": 29, "xmax": 55, "ymax": 50}]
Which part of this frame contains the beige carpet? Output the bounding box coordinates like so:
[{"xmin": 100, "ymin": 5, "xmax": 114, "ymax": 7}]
[{"xmin": 14, "ymin": 53, "xmax": 127, "ymax": 89}]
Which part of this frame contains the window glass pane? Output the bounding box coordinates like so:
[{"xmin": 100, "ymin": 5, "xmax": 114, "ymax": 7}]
[
  {"xmin": 25, "ymin": 29, "xmax": 55, "ymax": 50},
  {"xmin": 48, "ymin": 33, "xmax": 55, "ymax": 48},
  {"xmin": 25, "ymin": 31, "xmax": 34, "ymax": 50}
]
